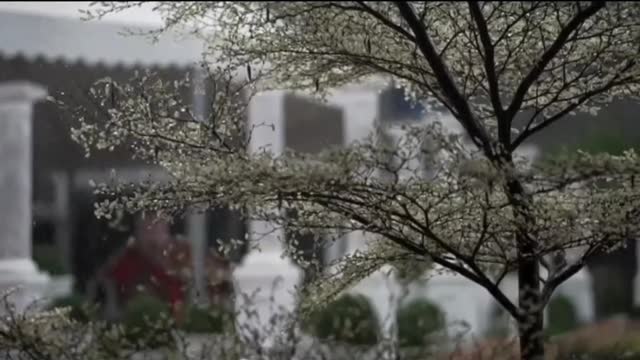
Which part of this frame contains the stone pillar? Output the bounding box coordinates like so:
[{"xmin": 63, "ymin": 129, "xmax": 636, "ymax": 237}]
[
  {"xmin": 328, "ymin": 87, "xmax": 402, "ymax": 357},
  {"xmin": 328, "ymin": 88, "xmax": 380, "ymax": 254},
  {"xmin": 51, "ymin": 171, "xmax": 72, "ymax": 274},
  {"xmin": 281, "ymin": 93, "xmax": 343, "ymax": 281},
  {"xmin": 189, "ymin": 67, "xmax": 209, "ymax": 306},
  {"xmin": 233, "ymin": 91, "xmax": 302, "ymax": 349},
  {"xmin": 187, "ymin": 212, "xmax": 207, "ymax": 304},
  {"xmin": 0, "ymin": 81, "xmax": 50, "ymax": 313}
]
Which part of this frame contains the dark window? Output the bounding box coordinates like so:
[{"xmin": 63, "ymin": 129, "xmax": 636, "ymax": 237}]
[
  {"xmin": 285, "ymin": 209, "xmax": 326, "ymax": 284},
  {"xmin": 71, "ymin": 190, "xmax": 135, "ymax": 294},
  {"xmin": 379, "ymin": 86, "xmax": 425, "ymax": 122},
  {"xmin": 206, "ymin": 206, "xmax": 248, "ymax": 263},
  {"xmin": 32, "ymin": 219, "xmax": 66, "ymax": 275},
  {"xmin": 33, "ymin": 220, "xmax": 55, "ymax": 246}
]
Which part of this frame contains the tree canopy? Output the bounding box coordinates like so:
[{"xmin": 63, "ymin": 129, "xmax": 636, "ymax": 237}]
[{"xmin": 66, "ymin": 3, "xmax": 640, "ymax": 358}]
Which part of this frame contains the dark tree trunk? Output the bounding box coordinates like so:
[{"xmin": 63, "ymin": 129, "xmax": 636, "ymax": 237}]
[
  {"xmin": 503, "ymin": 166, "xmax": 546, "ymax": 360},
  {"xmin": 518, "ymin": 257, "xmax": 545, "ymax": 360}
]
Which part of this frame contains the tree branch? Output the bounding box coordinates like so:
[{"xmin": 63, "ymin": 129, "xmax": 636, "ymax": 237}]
[
  {"xmin": 468, "ymin": 2, "xmax": 508, "ymax": 145},
  {"xmin": 354, "ymin": 1, "xmax": 416, "ymax": 42},
  {"xmin": 430, "ymin": 256, "xmax": 521, "ymax": 320},
  {"xmin": 394, "ymin": 1, "xmax": 495, "ymax": 158},
  {"xmin": 511, "ymin": 67, "xmax": 636, "ymax": 150},
  {"xmin": 541, "ymin": 240, "xmax": 606, "ymax": 304},
  {"xmin": 305, "ymin": 189, "xmax": 521, "ymax": 319},
  {"xmin": 504, "ymin": 2, "xmax": 606, "ymax": 122}
]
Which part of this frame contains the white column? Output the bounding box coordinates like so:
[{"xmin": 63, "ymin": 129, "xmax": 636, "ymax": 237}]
[
  {"xmin": 328, "ymin": 88, "xmax": 402, "ymax": 356},
  {"xmin": 187, "ymin": 212, "xmax": 207, "ymax": 304},
  {"xmin": 554, "ymin": 269, "xmax": 594, "ymax": 324},
  {"xmin": 51, "ymin": 171, "xmax": 72, "ymax": 274},
  {"xmin": 0, "ymin": 81, "xmax": 50, "ymax": 313},
  {"xmin": 233, "ymin": 91, "xmax": 302, "ymax": 349},
  {"xmin": 188, "ymin": 67, "xmax": 209, "ymax": 306},
  {"xmin": 328, "ymin": 88, "xmax": 380, "ymax": 254}
]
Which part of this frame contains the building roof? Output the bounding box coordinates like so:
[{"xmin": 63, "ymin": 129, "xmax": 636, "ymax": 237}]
[{"xmin": 0, "ymin": 10, "xmax": 204, "ymax": 68}]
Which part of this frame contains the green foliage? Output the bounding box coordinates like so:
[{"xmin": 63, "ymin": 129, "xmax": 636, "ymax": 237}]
[
  {"xmin": 547, "ymin": 295, "xmax": 580, "ymax": 337},
  {"xmin": 579, "ymin": 132, "xmax": 640, "ymax": 156},
  {"xmin": 33, "ymin": 244, "xmax": 67, "ymax": 275},
  {"xmin": 181, "ymin": 305, "xmax": 234, "ymax": 334},
  {"xmin": 544, "ymin": 132, "xmax": 640, "ymax": 164},
  {"xmin": 305, "ymin": 293, "xmax": 379, "ymax": 346},
  {"xmin": 396, "ymin": 298, "xmax": 445, "ymax": 347},
  {"xmin": 47, "ymin": 293, "xmax": 94, "ymax": 323},
  {"xmin": 122, "ymin": 293, "xmax": 175, "ymax": 348}
]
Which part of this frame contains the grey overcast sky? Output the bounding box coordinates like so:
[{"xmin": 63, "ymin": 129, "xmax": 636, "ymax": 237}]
[{"xmin": 0, "ymin": 2, "xmax": 163, "ymax": 25}]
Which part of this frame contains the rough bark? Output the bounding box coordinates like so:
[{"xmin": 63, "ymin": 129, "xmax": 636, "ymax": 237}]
[{"xmin": 518, "ymin": 258, "xmax": 545, "ymax": 360}]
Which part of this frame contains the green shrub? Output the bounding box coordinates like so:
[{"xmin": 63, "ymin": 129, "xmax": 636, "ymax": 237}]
[
  {"xmin": 122, "ymin": 294, "xmax": 175, "ymax": 348},
  {"xmin": 306, "ymin": 293, "xmax": 379, "ymax": 346},
  {"xmin": 181, "ymin": 305, "xmax": 234, "ymax": 334},
  {"xmin": 396, "ymin": 298, "xmax": 445, "ymax": 347},
  {"xmin": 47, "ymin": 294, "xmax": 93, "ymax": 323},
  {"xmin": 33, "ymin": 244, "xmax": 67, "ymax": 275},
  {"xmin": 547, "ymin": 295, "xmax": 580, "ymax": 337}
]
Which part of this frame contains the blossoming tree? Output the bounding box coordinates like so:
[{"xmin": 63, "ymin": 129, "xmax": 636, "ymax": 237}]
[{"xmin": 66, "ymin": 2, "xmax": 640, "ymax": 359}]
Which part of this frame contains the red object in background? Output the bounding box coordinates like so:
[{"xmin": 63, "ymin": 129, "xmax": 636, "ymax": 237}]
[
  {"xmin": 104, "ymin": 214, "xmax": 234, "ymax": 322},
  {"xmin": 108, "ymin": 246, "xmax": 186, "ymax": 317}
]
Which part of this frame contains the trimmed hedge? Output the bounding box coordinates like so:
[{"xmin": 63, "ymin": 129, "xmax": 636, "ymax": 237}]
[
  {"xmin": 547, "ymin": 295, "xmax": 580, "ymax": 337},
  {"xmin": 33, "ymin": 244, "xmax": 67, "ymax": 275},
  {"xmin": 121, "ymin": 294, "xmax": 175, "ymax": 348},
  {"xmin": 306, "ymin": 293, "xmax": 379, "ymax": 346},
  {"xmin": 181, "ymin": 305, "xmax": 234, "ymax": 334},
  {"xmin": 396, "ymin": 298, "xmax": 446, "ymax": 347}
]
